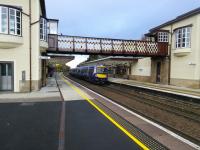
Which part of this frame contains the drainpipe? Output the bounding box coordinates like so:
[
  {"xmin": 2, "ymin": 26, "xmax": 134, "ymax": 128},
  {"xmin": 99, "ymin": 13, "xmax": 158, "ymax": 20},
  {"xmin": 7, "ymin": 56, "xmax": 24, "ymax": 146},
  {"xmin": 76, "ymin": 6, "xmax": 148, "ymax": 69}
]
[
  {"xmin": 168, "ymin": 24, "xmax": 173, "ymax": 85},
  {"xmin": 29, "ymin": 0, "xmax": 32, "ymax": 92}
]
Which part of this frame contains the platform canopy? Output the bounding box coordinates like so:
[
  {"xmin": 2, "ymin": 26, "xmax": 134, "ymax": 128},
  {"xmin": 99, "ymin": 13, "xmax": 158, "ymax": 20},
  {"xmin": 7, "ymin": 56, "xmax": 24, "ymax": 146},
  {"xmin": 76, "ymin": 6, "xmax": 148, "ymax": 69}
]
[
  {"xmin": 79, "ymin": 56, "xmax": 139, "ymax": 67},
  {"xmin": 46, "ymin": 54, "xmax": 75, "ymax": 65}
]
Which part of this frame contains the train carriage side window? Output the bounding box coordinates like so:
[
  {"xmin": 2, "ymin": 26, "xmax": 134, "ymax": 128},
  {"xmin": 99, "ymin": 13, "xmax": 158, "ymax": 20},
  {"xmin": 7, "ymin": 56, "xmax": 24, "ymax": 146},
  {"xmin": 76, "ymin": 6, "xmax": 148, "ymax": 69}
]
[{"xmin": 89, "ymin": 68, "xmax": 94, "ymax": 75}]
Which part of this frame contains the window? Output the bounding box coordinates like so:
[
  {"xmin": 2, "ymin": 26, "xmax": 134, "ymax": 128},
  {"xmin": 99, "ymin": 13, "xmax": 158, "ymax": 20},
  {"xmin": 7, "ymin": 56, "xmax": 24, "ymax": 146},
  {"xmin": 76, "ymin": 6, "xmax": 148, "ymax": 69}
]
[
  {"xmin": 40, "ymin": 18, "xmax": 47, "ymax": 41},
  {"xmin": 96, "ymin": 67, "xmax": 108, "ymax": 74},
  {"xmin": 175, "ymin": 27, "xmax": 191, "ymax": 48},
  {"xmin": 0, "ymin": 6, "xmax": 21, "ymax": 35},
  {"xmin": 0, "ymin": 7, "xmax": 8, "ymax": 34},
  {"xmin": 89, "ymin": 68, "xmax": 94, "ymax": 75},
  {"xmin": 158, "ymin": 32, "xmax": 168, "ymax": 42}
]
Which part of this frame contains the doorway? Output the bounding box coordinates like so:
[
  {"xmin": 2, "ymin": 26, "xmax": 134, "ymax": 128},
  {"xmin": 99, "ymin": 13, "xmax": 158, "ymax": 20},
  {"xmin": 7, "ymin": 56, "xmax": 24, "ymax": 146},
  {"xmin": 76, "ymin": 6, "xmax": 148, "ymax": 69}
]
[
  {"xmin": 156, "ymin": 62, "xmax": 161, "ymax": 83},
  {"xmin": 0, "ymin": 62, "xmax": 14, "ymax": 91}
]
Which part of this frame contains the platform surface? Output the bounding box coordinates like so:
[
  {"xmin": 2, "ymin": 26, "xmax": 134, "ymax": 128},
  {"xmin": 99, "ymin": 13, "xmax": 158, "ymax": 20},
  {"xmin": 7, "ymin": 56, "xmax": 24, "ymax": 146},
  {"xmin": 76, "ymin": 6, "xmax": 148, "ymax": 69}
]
[{"xmin": 0, "ymin": 77, "xmax": 142, "ymax": 150}]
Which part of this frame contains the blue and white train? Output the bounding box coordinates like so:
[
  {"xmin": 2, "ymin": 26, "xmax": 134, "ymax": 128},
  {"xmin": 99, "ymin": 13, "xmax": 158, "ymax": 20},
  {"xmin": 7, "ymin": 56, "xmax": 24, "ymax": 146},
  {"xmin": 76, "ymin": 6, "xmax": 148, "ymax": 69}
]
[{"xmin": 69, "ymin": 65, "xmax": 108, "ymax": 84}]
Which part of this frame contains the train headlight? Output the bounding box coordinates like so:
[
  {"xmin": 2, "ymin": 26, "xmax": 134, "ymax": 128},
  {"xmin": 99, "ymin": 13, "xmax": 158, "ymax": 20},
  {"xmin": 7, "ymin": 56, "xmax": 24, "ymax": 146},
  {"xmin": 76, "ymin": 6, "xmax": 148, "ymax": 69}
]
[{"xmin": 96, "ymin": 74, "xmax": 107, "ymax": 78}]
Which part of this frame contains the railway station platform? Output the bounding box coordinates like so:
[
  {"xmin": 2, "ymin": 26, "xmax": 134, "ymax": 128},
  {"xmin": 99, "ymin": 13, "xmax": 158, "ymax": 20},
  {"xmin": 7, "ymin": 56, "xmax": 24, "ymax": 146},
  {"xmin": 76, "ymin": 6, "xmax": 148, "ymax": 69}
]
[
  {"xmin": 59, "ymin": 75, "xmax": 199, "ymax": 150},
  {"xmin": 0, "ymin": 74, "xmax": 199, "ymax": 150},
  {"xmin": 108, "ymin": 77, "xmax": 200, "ymax": 99},
  {"xmin": 0, "ymin": 77, "xmax": 61, "ymax": 103},
  {"xmin": 56, "ymin": 76, "xmax": 144, "ymax": 150}
]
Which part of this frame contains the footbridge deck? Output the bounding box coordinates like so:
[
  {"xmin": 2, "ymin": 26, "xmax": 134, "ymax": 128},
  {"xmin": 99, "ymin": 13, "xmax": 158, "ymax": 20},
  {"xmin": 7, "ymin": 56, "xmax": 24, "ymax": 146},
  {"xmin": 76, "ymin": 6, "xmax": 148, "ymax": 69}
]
[{"xmin": 47, "ymin": 34, "xmax": 168, "ymax": 57}]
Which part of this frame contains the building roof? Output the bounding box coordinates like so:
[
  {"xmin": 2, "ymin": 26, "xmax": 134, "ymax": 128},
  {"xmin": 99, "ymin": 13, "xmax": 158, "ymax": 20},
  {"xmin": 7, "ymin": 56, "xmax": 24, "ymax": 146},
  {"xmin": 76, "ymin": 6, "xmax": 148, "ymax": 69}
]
[
  {"xmin": 81, "ymin": 56, "xmax": 139, "ymax": 65},
  {"xmin": 150, "ymin": 7, "xmax": 200, "ymax": 33},
  {"xmin": 40, "ymin": 0, "xmax": 46, "ymax": 17}
]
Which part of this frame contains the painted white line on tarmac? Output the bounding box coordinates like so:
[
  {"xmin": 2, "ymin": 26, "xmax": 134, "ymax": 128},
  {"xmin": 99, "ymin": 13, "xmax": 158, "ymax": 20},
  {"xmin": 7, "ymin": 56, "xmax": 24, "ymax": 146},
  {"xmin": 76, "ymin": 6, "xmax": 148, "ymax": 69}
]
[{"xmin": 65, "ymin": 76, "xmax": 200, "ymax": 150}]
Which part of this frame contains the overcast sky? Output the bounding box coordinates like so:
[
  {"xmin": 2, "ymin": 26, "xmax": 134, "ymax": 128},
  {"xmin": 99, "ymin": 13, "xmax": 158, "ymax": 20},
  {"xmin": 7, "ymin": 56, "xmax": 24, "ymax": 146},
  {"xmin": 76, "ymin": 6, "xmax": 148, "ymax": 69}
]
[{"xmin": 46, "ymin": 0, "xmax": 200, "ymax": 68}]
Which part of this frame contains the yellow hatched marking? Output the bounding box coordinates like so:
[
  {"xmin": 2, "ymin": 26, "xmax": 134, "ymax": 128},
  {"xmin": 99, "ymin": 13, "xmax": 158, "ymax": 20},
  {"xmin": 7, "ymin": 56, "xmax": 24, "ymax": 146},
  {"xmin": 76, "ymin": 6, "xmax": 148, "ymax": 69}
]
[{"xmin": 62, "ymin": 77, "xmax": 149, "ymax": 150}]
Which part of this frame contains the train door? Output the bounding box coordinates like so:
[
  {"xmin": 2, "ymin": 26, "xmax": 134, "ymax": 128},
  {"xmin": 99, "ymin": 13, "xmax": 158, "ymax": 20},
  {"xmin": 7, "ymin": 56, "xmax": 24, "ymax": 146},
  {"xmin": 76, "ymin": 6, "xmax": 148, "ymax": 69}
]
[{"xmin": 0, "ymin": 62, "xmax": 13, "ymax": 91}]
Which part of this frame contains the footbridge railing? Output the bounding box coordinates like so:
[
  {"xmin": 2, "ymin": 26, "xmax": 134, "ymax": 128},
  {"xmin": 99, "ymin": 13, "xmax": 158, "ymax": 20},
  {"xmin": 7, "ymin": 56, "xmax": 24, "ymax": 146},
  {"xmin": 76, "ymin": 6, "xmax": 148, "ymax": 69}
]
[{"xmin": 48, "ymin": 34, "xmax": 168, "ymax": 57}]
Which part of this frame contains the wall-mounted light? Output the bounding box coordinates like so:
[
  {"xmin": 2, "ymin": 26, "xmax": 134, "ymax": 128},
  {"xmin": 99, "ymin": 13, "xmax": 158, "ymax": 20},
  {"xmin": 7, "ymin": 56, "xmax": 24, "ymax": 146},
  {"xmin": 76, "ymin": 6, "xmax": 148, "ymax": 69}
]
[
  {"xmin": 39, "ymin": 56, "xmax": 51, "ymax": 60},
  {"xmin": 188, "ymin": 62, "xmax": 196, "ymax": 66}
]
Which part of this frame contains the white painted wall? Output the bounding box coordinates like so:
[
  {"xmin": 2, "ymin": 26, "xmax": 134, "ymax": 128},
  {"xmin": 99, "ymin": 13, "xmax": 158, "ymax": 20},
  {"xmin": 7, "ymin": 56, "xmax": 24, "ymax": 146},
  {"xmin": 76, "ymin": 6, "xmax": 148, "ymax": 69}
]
[
  {"xmin": 0, "ymin": 0, "xmax": 47, "ymax": 92},
  {"xmin": 131, "ymin": 58, "xmax": 151, "ymax": 76},
  {"xmin": 160, "ymin": 14, "xmax": 200, "ymax": 80}
]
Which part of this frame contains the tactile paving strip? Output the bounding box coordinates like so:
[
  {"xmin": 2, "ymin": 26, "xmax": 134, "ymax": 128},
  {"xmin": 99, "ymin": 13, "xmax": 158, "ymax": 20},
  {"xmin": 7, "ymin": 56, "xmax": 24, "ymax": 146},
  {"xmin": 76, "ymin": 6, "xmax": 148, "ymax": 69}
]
[{"xmin": 92, "ymin": 99, "xmax": 169, "ymax": 150}]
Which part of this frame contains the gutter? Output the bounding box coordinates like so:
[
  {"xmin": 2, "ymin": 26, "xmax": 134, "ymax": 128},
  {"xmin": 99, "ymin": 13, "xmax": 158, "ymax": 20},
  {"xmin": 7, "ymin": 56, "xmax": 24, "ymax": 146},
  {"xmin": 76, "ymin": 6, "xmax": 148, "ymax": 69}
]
[
  {"xmin": 168, "ymin": 24, "xmax": 173, "ymax": 85},
  {"xmin": 29, "ymin": 0, "xmax": 32, "ymax": 92}
]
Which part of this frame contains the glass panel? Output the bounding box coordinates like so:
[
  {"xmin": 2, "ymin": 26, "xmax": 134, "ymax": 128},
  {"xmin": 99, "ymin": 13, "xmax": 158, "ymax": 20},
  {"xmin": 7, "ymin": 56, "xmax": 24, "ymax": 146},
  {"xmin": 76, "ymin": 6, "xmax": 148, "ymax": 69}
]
[
  {"xmin": 16, "ymin": 11, "xmax": 20, "ymax": 17},
  {"xmin": 175, "ymin": 27, "xmax": 191, "ymax": 49},
  {"xmin": 17, "ymin": 23, "xmax": 20, "ymax": 29},
  {"xmin": 96, "ymin": 67, "xmax": 108, "ymax": 74},
  {"xmin": 17, "ymin": 17, "xmax": 20, "ymax": 23},
  {"xmin": 40, "ymin": 18, "xmax": 47, "ymax": 41},
  {"xmin": 9, "ymin": 9, "xmax": 16, "ymax": 34},
  {"xmin": 1, "ymin": 7, "xmax": 8, "ymax": 33},
  {"xmin": 8, "ymin": 8, "xmax": 21, "ymax": 35},
  {"xmin": 10, "ymin": 9, "xmax": 15, "ymax": 15},
  {"xmin": 17, "ymin": 29, "xmax": 20, "ymax": 35},
  {"xmin": 7, "ymin": 64, "xmax": 12, "ymax": 76},
  {"xmin": 40, "ymin": 19, "xmax": 44, "ymax": 40},
  {"xmin": 0, "ymin": 7, "xmax": 21, "ymax": 35},
  {"xmin": 1, "ymin": 64, "xmax": 6, "ymax": 76},
  {"xmin": 16, "ymin": 11, "xmax": 21, "ymax": 35},
  {"xmin": 158, "ymin": 32, "xmax": 168, "ymax": 42},
  {"xmin": 182, "ymin": 42, "xmax": 185, "ymax": 48}
]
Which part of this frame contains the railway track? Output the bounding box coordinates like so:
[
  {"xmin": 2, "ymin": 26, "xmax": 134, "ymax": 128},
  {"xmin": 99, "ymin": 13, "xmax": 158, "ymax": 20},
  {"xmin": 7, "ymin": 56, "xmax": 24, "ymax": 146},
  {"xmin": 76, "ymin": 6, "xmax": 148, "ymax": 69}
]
[
  {"xmin": 107, "ymin": 84, "xmax": 200, "ymax": 123},
  {"xmin": 66, "ymin": 75, "xmax": 200, "ymax": 145}
]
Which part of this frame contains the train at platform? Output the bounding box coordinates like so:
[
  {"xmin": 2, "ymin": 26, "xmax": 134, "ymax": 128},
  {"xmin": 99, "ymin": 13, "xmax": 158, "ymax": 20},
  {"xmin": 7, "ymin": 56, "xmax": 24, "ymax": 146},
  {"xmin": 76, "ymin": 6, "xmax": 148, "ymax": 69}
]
[{"xmin": 69, "ymin": 65, "xmax": 108, "ymax": 84}]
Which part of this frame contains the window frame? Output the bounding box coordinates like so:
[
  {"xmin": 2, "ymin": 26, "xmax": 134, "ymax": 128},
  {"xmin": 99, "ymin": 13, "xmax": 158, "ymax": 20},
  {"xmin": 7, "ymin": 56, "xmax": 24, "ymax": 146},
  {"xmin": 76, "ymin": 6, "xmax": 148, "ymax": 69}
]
[
  {"xmin": 0, "ymin": 6, "xmax": 8, "ymax": 34},
  {"xmin": 0, "ymin": 5, "xmax": 22, "ymax": 36},
  {"xmin": 158, "ymin": 32, "xmax": 169, "ymax": 42},
  {"xmin": 175, "ymin": 27, "xmax": 191, "ymax": 49},
  {"xmin": 40, "ymin": 17, "xmax": 48, "ymax": 41}
]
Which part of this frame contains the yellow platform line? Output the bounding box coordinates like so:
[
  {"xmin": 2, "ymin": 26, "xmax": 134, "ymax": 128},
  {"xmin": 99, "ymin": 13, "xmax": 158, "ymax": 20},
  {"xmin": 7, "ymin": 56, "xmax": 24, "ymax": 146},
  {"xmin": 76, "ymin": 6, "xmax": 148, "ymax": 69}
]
[{"xmin": 62, "ymin": 77, "xmax": 149, "ymax": 150}]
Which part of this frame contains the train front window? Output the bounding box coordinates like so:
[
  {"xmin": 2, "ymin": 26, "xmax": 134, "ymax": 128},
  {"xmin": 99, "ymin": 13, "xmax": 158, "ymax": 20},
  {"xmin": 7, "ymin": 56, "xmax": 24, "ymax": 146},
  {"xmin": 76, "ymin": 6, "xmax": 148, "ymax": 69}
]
[{"xmin": 96, "ymin": 67, "xmax": 108, "ymax": 74}]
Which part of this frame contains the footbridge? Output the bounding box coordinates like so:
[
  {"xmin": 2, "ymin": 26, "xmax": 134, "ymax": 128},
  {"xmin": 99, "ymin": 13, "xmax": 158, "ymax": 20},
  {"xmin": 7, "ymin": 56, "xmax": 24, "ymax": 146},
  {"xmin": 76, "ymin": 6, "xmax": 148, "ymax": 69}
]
[{"xmin": 47, "ymin": 34, "xmax": 168, "ymax": 57}]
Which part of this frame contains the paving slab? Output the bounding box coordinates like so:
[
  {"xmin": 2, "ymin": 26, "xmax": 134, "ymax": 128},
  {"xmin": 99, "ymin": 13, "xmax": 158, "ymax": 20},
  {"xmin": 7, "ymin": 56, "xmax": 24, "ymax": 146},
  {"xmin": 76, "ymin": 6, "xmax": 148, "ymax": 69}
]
[{"xmin": 0, "ymin": 77, "xmax": 61, "ymax": 103}]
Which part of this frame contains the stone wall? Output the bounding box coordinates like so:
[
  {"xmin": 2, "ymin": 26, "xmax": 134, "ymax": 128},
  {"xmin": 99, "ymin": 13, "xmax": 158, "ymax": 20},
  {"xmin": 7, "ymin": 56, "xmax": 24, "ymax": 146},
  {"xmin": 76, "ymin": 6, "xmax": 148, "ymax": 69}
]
[
  {"xmin": 151, "ymin": 57, "xmax": 169, "ymax": 84},
  {"xmin": 170, "ymin": 78, "xmax": 200, "ymax": 89},
  {"xmin": 129, "ymin": 75, "xmax": 151, "ymax": 82},
  {"xmin": 19, "ymin": 80, "xmax": 42, "ymax": 92}
]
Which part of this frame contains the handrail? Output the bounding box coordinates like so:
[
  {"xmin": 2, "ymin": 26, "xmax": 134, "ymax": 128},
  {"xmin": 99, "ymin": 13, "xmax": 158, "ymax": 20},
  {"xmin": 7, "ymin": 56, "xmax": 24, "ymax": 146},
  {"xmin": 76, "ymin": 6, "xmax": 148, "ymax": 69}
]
[{"xmin": 48, "ymin": 34, "xmax": 168, "ymax": 57}]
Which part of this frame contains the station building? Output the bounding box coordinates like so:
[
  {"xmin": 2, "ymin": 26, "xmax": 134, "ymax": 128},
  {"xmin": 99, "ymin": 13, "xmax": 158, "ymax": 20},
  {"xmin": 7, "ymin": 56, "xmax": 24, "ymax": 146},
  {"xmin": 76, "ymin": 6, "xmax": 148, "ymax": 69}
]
[
  {"xmin": 0, "ymin": 1, "xmax": 199, "ymax": 92},
  {"xmin": 0, "ymin": 0, "xmax": 73, "ymax": 92},
  {"xmin": 81, "ymin": 7, "xmax": 200, "ymax": 89}
]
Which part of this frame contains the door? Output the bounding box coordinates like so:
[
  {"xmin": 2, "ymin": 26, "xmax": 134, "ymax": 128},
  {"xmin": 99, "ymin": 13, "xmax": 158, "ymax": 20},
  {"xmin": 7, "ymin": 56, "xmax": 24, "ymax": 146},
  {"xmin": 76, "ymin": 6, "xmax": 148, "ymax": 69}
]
[
  {"xmin": 0, "ymin": 63, "xmax": 13, "ymax": 91},
  {"xmin": 156, "ymin": 62, "xmax": 161, "ymax": 83}
]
